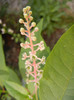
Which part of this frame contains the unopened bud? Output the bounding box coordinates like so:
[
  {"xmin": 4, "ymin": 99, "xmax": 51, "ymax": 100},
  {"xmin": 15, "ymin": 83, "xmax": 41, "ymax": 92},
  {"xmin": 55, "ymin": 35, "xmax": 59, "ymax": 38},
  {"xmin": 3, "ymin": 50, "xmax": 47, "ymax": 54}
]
[
  {"xmin": 24, "ymin": 14, "xmax": 28, "ymax": 19},
  {"xmin": 31, "ymin": 36, "xmax": 36, "ymax": 41},
  {"xmin": 20, "ymin": 43, "xmax": 24, "ymax": 47},
  {"xmin": 28, "ymin": 11, "xmax": 32, "ymax": 15},
  {"xmin": 19, "ymin": 19, "xmax": 24, "ymax": 23},
  {"xmin": 29, "ymin": 16, "xmax": 33, "ymax": 21},
  {"xmin": 35, "ymin": 27, "xmax": 39, "ymax": 32},
  {"xmin": 26, "ymin": 6, "xmax": 31, "ymax": 11},
  {"xmin": 23, "ymin": 8, "xmax": 26, "ymax": 13},
  {"xmin": 20, "ymin": 28, "xmax": 25, "ymax": 32},
  {"xmin": 31, "ymin": 22, "xmax": 36, "ymax": 27}
]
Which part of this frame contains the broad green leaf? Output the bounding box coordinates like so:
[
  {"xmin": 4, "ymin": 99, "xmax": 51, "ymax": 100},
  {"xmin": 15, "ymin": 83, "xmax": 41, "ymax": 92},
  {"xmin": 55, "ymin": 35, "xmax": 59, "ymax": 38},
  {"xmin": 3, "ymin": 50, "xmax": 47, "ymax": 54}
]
[
  {"xmin": 40, "ymin": 25, "xmax": 74, "ymax": 100},
  {"xmin": 62, "ymin": 67, "xmax": 74, "ymax": 100},
  {"xmin": 0, "ymin": 35, "xmax": 9, "ymax": 85},
  {"xmin": 0, "ymin": 35, "xmax": 6, "ymax": 68},
  {"xmin": 19, "ymin": 19, "xmax": 50, "ymax": 79},
  {"xmin": 0, "ymin": 35, "xmax": 21, "ymax": 85},
  {"xmin": 7, "ymin": 67, "xmax": 21, "ymax": 85},
  {"xmin": 4, "ymin": 81, "xmax": 28, "ymax": 100}
]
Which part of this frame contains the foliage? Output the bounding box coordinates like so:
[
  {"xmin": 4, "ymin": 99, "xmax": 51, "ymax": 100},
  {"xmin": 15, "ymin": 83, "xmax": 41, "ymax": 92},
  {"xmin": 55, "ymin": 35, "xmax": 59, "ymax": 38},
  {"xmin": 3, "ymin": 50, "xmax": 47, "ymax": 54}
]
[
  {"xmin": 28, "ymin": 0, "xmax": 72, "ymax": 36},
  {"xmin": 0, "ymin": 34, "xmax": 21, "ymax": 99},
  {"xmin": 0, "ymin": 5, "xmax": 74, "ymax": 100},
  {"xmin": 0, "ymin": 3, "xmax": 8, "ymax": 18},
  {"xmin": 0, "ymin": 19, "xmax": 25, "ymax": 43},
  {"xmin": 0, "ymin": 19, "xmax": 50, "ymax": 100},
  {"xmin": 40, "ymin": 25, "xmax": 74, "ymax": 100}
]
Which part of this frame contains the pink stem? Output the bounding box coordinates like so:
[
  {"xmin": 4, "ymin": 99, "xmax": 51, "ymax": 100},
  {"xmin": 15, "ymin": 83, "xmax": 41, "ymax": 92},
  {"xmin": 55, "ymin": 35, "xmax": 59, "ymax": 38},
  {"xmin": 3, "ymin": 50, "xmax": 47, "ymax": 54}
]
[
  {"xmin": 29, "ymin": 72, "xmax": 35, "ymax": 77},
  {"xmin": 26, "ymin": 18, "xmax": 38, "ymax": 96}
]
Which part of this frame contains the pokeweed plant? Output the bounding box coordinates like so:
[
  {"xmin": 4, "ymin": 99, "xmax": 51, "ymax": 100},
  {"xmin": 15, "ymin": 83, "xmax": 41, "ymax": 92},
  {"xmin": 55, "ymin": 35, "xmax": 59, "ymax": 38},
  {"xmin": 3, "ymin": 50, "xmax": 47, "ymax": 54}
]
[
  {"xmin": 1, "ymin": 6, "xmax": 74, "ymax": 100},
  {"xmin": 19, "ymin": 6, "xmax": 46, "ymax": 99}
]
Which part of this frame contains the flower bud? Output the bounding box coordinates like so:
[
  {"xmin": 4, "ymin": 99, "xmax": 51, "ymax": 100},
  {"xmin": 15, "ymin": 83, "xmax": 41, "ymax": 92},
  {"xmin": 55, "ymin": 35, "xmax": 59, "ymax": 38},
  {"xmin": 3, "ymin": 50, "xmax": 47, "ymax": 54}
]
[
  {"xmin": 31, "ymin": 36, "xmax": 36, "ymax": 41},
  {"xmin": 20, "ymin": 28, "xmax": 25, "ymax": 33},
  {"xmin": 34, "ymin": 27, "xmax": 39, "ymax": 32},
  {"xmin": 26, "ymin": 6, "xmax": 31, "ymax": 11},
  {"xmin": 24, "ymin": 14, "xmax": 28, "ymax": 19},
  {"xmin": 31, "ymin": 22, "xmax": 36, "ymax": 27},
  {"xmin": 28, "ymin": 11, "xmax": 32, "ymax": 15},
  {"xmin": 29, "ymin": 16, "xmax": 33, "ymax": 21},
  {"xmin": 20, "ymin": 43, "xmax": 24, "ymax": 47},
  {"xmin": 41, "ymin": 56, "xmax": 45, "ymax": 64},
  {"xmin": 19, "ymin": 19, "xmax": 24, "ymax": 23},
  {"xmin": 23, "ymin": 8, "xmax": 26, "ymax": 13}
]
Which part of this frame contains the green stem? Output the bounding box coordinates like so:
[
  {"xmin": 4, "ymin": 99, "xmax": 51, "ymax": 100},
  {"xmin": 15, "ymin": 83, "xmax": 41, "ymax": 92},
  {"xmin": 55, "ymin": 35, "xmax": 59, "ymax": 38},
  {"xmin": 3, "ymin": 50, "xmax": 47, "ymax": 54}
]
[{"xmin": 36, "ymin": 90, "xmax": 38, "ymax": 100}]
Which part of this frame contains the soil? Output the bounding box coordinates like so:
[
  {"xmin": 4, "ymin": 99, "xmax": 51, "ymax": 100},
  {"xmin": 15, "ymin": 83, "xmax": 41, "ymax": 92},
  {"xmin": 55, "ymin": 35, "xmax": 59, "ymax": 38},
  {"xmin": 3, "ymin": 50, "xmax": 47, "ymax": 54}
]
[{"xmin": 3, "ymin": 34, "xmax": 20, "ymax": 69}]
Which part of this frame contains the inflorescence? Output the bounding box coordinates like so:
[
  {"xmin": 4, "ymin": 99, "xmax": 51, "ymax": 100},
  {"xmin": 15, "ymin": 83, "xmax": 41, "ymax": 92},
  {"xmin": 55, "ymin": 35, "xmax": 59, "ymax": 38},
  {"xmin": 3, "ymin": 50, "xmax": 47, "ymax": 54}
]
[{"xmin": 19, "ymin": 6, "xmax": 45, "ymax": 93}]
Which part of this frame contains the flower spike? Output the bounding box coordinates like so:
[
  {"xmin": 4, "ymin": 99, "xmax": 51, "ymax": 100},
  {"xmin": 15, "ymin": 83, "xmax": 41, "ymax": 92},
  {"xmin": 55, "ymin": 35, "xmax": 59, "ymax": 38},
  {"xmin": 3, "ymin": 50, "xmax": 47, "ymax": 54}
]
[{"xmin": 19, "ymin": 6, "xmax": 46, "ymax": 99}]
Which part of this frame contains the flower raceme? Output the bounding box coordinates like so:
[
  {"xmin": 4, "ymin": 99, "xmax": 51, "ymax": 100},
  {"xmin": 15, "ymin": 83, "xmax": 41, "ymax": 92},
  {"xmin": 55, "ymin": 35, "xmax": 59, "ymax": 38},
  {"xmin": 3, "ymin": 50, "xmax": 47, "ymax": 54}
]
[{"xmin": 19, "ymin": 6, "xmax": 45, "ymax": 95}]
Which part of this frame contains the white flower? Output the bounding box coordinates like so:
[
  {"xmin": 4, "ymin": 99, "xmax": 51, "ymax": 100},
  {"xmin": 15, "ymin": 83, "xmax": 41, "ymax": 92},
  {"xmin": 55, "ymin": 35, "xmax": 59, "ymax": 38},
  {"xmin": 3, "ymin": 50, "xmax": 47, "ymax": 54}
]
[
  {"xmin": 0, "ymin": 19, "xmax": 2, "ymax": 24},
  {"xmin": 1, "ymin": 28, "xmax": 5, "ymax": 34},
  {"xmin": 29, "ymin": 16, "xmax": 33, "ymax": 21},
  {"xmin": 8, "ymin": 29, "xmax": 14, "ymax": 33},
  {"xmin": 38, "ymin": 70, "xmax": 43, "ymax": 79},
  {"xmin": 28, "ymin": 11, "xmax": 32, "ymax": 15},
  {"xmin": 25, "ymin": 41, "xmax": 29, "ymax": 45},
  {"xmin": 20, "ymin": 41, "xmax": 30, "ymax": 49},
  {"xmin": 19, "ymin": 19, "xmax": 24, "ymax": 24},
  {"xmin": 31, "ymin": 36, "xmax": 36, "ymax": 41},
  {"xmin": 26, "ymin": 6, "xmax": 31, "ymax": 11},
  {"xmin": 34, "ymin": 27, "xmax": 39, "ymax": 32},
  {"xmin": 24, "ymin": 14, "xmax": 28, "ymax": 19},
  {"xmin": 20, "ymin": 28, "xmax": 25, "ymax": 33},
  {"xmin": 25, "ymin": 59, "xmax": 31, "ymax": 65},
  {"xmin": 22, "ymin": 53, "xmax": 27, "ymax": 60},
  {"xmin": 24, "ymin": 41, "xmax": 30, "ymax": 49},
  {"xmin": 29, "ymin": 51, "xmax": 37, "ymax": 61},
  {"xmin": 38, "ymin": 70, "xmax": 43, "ymax": 76},
  {"xmin": 41, "ymin": 56, "xmax": 46, "ymax": 64},
  {"xmin": 31, "ymin": 22, "xmax": 36, "ymax": 27},
  {"xmin": 26, "ymin": 65, "xmax": 32, "ymax": 72},
  {"xmin": 39, "ymin": 41, "xmax": 45, "ymax": 51},
  {"xmin": 3, "ymin": 24, "xmax": 6, "ymax": 27}
]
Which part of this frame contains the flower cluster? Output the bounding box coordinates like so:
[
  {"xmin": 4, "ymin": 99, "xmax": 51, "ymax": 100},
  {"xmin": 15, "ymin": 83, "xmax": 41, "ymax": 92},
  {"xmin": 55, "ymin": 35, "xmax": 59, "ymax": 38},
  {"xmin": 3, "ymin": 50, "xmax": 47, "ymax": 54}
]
[
  {"xmin": 0, "ymin": 19, "xmax": 24, "ymax": 43},
  {"xmin": 0, "ymin": 19, "xmax": 14, "ymax": 34},
  {"xmin": 19, "ymin": 6, "xmax": 46, "ymax": 93}
]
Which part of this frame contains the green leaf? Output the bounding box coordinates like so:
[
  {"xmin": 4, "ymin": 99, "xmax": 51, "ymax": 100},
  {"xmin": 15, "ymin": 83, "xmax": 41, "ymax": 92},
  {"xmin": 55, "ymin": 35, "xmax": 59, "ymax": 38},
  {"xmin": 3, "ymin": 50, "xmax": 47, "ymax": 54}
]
[
  {"xmin": 39, "ymin": 25, "xmax": 74, "ymax": 100},
  {"xmin": 62, "ymin": 67, "xmax": 74, "ymax": 100},
  {"xmin": 0, "ymin": 35, "xmax": 6, "ymax": 69},
  {"xmin": 0, "ymin": 35, "xmax": 21, "ymax": 86},
  {"xmin": 19, "ymin": 19, "xmax": 50, "ymax": 80},
  {"xmin": 7, "ymin": 67, "xmax": 21, "ymax": 85},
  {"xmin": 0, "ymin": 35, "xmax": 9, "ymax": 85},
  {"xmin": 4, "ymin": 81, "xmax": 28, "ymax": 100}
]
